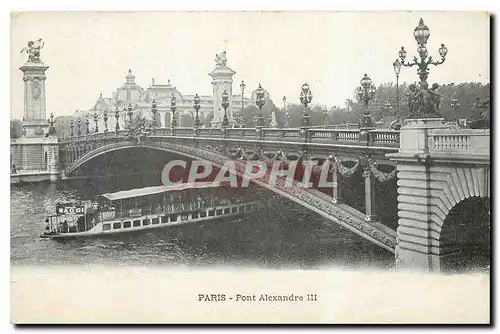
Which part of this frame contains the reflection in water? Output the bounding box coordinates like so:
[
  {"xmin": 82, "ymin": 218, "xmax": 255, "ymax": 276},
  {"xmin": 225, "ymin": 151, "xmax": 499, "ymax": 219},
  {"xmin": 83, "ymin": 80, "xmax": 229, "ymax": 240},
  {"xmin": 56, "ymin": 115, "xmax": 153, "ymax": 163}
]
[{"xmin": 9, "ymin": 177, "xmax": 394, "ymax": 270}]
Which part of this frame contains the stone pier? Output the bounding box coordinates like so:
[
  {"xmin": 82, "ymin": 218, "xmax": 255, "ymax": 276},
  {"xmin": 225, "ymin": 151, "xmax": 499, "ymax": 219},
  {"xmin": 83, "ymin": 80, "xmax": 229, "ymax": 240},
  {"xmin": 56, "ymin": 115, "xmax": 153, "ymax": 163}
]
[
  {"xmin": 388, "ymin": 118, "xmax": 490, "ymax": 271},
  {"xmin": 11, "ymin": 41, "xmax": 59, "ymax": 184}
]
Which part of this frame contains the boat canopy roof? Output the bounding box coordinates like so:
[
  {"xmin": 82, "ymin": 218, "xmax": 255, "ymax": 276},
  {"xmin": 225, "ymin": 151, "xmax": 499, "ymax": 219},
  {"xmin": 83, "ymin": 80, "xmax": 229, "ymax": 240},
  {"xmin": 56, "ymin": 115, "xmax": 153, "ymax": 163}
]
[{"xmin": 99, "ymin": 182, "xmax": 224, "ymax": 201}]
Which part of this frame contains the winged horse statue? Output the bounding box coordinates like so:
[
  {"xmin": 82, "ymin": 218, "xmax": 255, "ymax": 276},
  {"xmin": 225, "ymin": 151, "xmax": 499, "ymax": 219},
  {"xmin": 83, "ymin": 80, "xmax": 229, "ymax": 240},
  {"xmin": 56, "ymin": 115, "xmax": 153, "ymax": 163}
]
[{"xmin": 20, "ymin": 38, "xmax": 44, "ymax": 62}]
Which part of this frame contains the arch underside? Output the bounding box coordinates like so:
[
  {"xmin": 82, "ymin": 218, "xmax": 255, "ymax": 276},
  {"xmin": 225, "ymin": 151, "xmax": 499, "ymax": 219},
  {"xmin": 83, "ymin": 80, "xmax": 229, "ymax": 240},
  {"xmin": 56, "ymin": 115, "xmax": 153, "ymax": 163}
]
[
  {"xmin": 396, "ymin": 163, "xmax": 491, "ymax": 256},
  {"xmin": 67, "ymin": 139, "xmax": 397, "ymax": 252}
]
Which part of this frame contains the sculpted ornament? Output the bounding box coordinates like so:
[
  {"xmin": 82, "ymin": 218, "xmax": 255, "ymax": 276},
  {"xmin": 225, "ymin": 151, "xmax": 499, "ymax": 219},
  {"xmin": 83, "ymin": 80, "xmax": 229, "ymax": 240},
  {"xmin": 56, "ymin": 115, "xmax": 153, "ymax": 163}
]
[
  {"xmin": 20, "ymin": 38, "xmax": 44, "ymax": 63},
  {"xmin": 408, "ymin": 82, "xmax": 442, "ymax": 118},
  {"xmin": 215, "ymin": 51, "xmax": 227, "ymax": 67},
  {"xmin": 32, "ymin": 79, "xmax": 41, "ymax": 99}
]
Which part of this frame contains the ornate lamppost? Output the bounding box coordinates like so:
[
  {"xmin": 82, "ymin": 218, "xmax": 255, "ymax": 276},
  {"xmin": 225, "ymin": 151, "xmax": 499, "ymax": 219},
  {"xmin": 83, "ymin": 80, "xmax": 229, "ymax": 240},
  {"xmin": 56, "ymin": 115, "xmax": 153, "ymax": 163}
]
[
  {"xmin": 193, "ymin": 94, "xmax": 201, "ymax": 128},
  {"xmin": 85, "ymin": 117, "xmax": 90, "ymax": 135},
  {"xmin": 93, "ymin": 112, "xmax": 99, "ymax": 133},
  {"xmin": 384, "ymin": 101, "xmax": 394, "ymax": 113},
  {"xmin": 255, "ymin": 83, "xmax": 266, "ymax": 128},
  {"xmin": 221, "ymin": 90, "xmax": 230, "ymax": 128},
  {"xmin": 284, "ymin": 111, "xmax": 291, "ymax": 128},
  {"xmin": 357, "ymin": 74, "xmax": 376, "ymax": 129},
  {"xmin": 103, "ymin": 110, "xmax": 108, "ymax": 133},
  {"xmin": 115, "ymin": 107, "xmax": 120, "ymax": 131},
  {"xmin": 127, "ymin": 103, "xmax": 133, "ymax": 128},
  {"xmin": 398, "ymin": 18, "xmax": 448, "ymax": 118},
  {"xmin": 299, "ymin": 83, "xmax": 313, "ymax": 127},
  {"xmin": 70, "ymin": 119, "xmax": 74, "ymax": 137},
  {"xmin": 323, "ymin": 106, "xmax": 329, "ymax": 127},
  {"xmin": 240, "ymin": 81, "xmax": 246, "ymax": 128},
  {"xmin": 282, "ymin": 96, "xmax": 289, "ymax": 127},
  {"xmin": 151, "ymin": 100, "xmax": 158, "ymax": 127},
  {"xmin": 47, "ymin": 113, "xmax": 55, "ymax": 135},
  {"xmin": 450, "ymin": 91, "xmax": 460, "ymax": 110},
  {"xmin": 170, "ymin": 94, "xmax": 177, "ymax": 128},
  {"xmin": 77, "ymin": 118, "xmax": 82, "ymax": 136},
  {"xmin": 393, "ymin": 59, "xmax": 402, "ymax": 118}
]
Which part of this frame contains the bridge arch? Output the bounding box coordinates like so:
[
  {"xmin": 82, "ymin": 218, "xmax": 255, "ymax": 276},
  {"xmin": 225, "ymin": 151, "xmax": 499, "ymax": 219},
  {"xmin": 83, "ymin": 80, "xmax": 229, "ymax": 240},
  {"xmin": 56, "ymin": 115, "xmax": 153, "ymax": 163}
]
[
  {"xmin": 425, "ymin": 166, "xmax": 490, "ymax": 238},
  {"xmin": 66, "ymin": 139, "xmax": 396, "ymax": 252},
  {"xmin": 396, "ymin": 164, "xmax": 491, "ymax": 271}
]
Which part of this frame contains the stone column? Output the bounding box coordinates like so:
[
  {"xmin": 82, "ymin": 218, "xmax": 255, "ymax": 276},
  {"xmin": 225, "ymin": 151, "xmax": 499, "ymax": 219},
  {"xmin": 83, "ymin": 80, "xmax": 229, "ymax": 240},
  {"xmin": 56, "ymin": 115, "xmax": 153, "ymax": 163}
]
[
  {"xmin": 159, "ymin": 111, "xmax": 166, "ymax": 128},
  {"xmin": 331, "ymin": 164, "xmax": 341, "ymax": 204},
  {"xmin": 46, "ymin": 138, "xmax": 59, "ymax": 182},
  {"xmin": 388, "ymin": 118, "xmax": 449, "ymax": 271},
  {"xmin": 20, "ymin": 61, "xmax": 50, "ymax": 137},
  {"xmin": 209, "ymin": 57, "xmax": 235, "ymax": 128},
  {"xmin": 363, "ymin": 168, "xmax": 377, "ymax": 222}
]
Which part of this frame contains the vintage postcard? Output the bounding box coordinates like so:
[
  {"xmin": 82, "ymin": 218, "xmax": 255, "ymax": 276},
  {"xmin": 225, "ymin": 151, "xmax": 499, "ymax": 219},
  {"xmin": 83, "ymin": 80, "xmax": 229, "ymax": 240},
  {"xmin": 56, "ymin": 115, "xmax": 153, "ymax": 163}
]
[{"xmin": 10, "ymin": 11, "xmax": 490, "ymax": 324}]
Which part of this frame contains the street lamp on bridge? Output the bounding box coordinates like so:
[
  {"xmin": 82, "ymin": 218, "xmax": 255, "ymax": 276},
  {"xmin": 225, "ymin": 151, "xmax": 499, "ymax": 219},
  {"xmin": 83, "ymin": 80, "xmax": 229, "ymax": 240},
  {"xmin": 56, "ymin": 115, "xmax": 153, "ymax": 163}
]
[
  {"xmin": 221, "ymin": 90, "xmax": 230, "ymax": 128},
  {"xmin": 450, "ymin": 91, "xmax": 460, "ymax": 110},
  {"xmin": 193, "ymin": 94, "xmax": 201, "ymax": 128},
  {"xmin": 70, "ymin": 119, "xmax": 74, "ymax": 138},
  {"xmin": 393, "ymin": 59, "xmax": 402, "ymax": 119},
  {"xmin": 384, "ymin": 101, "xmax": 394, "ymax": 113},
  {"xmin": 93, "ymin": 112, "xmax": 99, "ymax": 133},
  {"xmin": 357, "ymin": 74, "xmax": 376, "ymax": 129},
  {"xmin": 323, "ymin": 106, "xmax": 330, "ymax": 127},
  {"xmin": 299, "ymin": 83, "xmax": 313, "ymax": 127},
  {"xmin": 127, "ymin": 103, "xmax": 133, "ymax": 129},
  {"xmin": 151, "ymin": 100, "xmax": 158, "ymax": 128},
  {"xmin": 47, "ymin": 113, "xmax": 55, "ymax": 135},
  {"xmin": 115, "ymin": 107, "xmax": 120, "ymax": 132},
  {"xmin": 85, "ymin": 117, "xmax": 90, "ymax": 135},
  {"xmin": 170, "ymin": 95, "xmax": 177, "ymax": 128},
  {"xmin": 282, "ymin": 96, "xmax": 289, "ymax": 127},
  {"xmin": 77, "ymin": 118, "xmax": 81, "ymax": 136},
  {"xmin": 103, "ymin": 110, "xmax": 108, "ymax": 133},
  {"xmin": 255, "ymin": 83, "xmax": 266, "ymax": 128},
  {"xmin": 398, "ymin": 18, "xmax": 448, "ymax": 118},
  {"xmin": 240, "ymin": 81, "xmax": 246, "ymax": 127}
]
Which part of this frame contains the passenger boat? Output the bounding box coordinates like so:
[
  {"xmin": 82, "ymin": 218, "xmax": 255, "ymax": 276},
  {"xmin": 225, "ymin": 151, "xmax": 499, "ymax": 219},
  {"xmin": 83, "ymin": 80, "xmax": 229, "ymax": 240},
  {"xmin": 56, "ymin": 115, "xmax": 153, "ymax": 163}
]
[{"xmin": 41, "ymin": 182, "xmax": 261, "ymax": 239}]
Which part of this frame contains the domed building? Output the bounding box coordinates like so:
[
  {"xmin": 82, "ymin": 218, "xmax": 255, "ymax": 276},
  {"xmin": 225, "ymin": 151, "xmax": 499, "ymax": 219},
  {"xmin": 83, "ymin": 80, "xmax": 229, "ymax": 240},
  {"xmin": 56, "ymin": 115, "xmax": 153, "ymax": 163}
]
[{"xmin": 78, "ymin": 53, "xmax": 254, "ymax": 131}]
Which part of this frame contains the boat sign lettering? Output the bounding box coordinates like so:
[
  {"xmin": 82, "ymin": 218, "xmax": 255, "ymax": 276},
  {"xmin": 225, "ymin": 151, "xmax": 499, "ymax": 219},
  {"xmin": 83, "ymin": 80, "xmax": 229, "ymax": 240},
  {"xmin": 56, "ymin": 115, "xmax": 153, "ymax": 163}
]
[
  {"xmin": 129, "ymin": 208, "xmax": 142, "ymax": 217},
  {"xmin": 56, "ymin": 204, "xmax": 85, "ymax": 215},
  {"xmin": 102, "ymin": 211, "xmax": 116, "ymax": 220}
]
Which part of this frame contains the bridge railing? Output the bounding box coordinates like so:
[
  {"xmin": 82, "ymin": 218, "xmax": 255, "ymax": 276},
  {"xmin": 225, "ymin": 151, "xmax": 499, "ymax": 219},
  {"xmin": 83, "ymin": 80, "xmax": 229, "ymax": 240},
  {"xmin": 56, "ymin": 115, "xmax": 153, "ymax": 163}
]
[
  {"xmin": 428, "ymin": 128, "xmax": 490, "ymax": 155},
  {"xmin": 58, "ymin": 126, "xmax": 401, "ymax": 147}
]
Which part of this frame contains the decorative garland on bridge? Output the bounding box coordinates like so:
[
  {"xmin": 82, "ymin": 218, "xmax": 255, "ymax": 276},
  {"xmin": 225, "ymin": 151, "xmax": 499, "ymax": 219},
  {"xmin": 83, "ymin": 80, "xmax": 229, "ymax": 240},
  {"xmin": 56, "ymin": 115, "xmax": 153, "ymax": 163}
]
[
  {"xmin": 368, "ymin": 160, "xmax": 398, "ymax": 183},
  {"xmin": 332, "ymin": 155, "xmax": 360, "ymax": 178}
]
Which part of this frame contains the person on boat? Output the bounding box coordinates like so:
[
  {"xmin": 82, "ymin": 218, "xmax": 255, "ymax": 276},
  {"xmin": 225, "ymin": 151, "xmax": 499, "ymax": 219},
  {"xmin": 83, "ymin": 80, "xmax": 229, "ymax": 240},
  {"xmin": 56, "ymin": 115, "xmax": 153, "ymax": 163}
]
[
  {"xmin": 62, "ymin": 220, "xmax": 69, "ymax": 233},
  {"xmin": 77, "ymin": 216, "xmax": 85, "ymax": 232}
]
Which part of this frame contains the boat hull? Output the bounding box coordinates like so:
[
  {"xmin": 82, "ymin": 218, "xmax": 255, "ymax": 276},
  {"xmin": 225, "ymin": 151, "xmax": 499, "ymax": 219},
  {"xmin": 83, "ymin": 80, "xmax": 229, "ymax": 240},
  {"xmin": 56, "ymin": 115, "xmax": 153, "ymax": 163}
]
[{"xmin": 41, "ymin": 201, "xmax": 260, "ymax": 240}]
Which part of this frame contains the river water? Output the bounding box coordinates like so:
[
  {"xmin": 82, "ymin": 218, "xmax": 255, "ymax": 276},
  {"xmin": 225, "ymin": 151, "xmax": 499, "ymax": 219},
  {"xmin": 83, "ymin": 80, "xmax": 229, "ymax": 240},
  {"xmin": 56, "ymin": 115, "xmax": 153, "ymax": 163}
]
[{"xmin": 11, "ymin": 178, "xmax": 395, "ymax": 269}]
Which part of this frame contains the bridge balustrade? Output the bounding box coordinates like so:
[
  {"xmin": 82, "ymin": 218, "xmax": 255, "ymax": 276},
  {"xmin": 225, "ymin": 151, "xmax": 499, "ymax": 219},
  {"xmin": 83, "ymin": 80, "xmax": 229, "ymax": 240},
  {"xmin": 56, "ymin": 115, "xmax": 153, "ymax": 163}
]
[
  {"xmin": 371, "ymin": 130, "xmax": 400, "ymax": 147},
  {"xmin": 226, "ymin": 128, "xmax": 258, "ymax": 139},
  {"xmin": 58, "ymin": 126, "xmax": 401, "ymax": 148},
  {"xmin": 427, "ymin": 129, "xmax": 490, "ymax": 155}
]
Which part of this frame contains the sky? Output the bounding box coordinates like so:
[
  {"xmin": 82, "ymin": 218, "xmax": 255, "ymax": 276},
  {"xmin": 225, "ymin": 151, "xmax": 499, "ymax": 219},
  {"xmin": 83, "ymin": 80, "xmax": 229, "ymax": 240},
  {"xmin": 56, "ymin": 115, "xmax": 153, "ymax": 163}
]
[{"xmin": 10, "ymin": 11, "xmax": 490, "ymax": 120}]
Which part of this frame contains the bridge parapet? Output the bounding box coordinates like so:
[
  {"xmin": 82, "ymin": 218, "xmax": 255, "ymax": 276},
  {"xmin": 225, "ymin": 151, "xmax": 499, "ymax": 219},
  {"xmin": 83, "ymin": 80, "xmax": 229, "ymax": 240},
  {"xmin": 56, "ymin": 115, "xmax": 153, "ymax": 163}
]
[
  {"xmin": 428, "ymin": 128, "xmax": 490, "ymax": 155},
  {"xmin": 59, "ymin": 127, "xmax": 400, "ymax": 148}
]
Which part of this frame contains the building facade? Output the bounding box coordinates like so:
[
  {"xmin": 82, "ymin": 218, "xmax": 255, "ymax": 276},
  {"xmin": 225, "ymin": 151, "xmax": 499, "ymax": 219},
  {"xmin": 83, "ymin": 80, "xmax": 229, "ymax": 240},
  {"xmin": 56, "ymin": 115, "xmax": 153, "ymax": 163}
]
[{"xmin": 80, "ymin": 53, "xmax": 252, "ymax": 131}]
